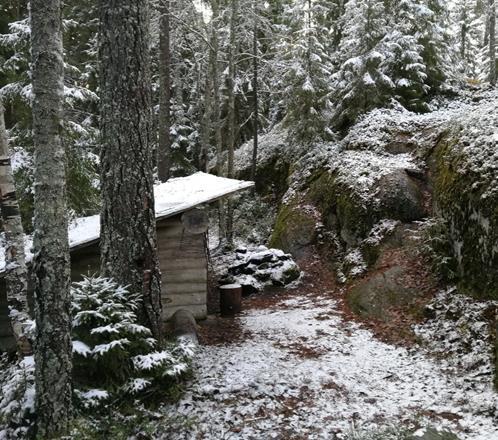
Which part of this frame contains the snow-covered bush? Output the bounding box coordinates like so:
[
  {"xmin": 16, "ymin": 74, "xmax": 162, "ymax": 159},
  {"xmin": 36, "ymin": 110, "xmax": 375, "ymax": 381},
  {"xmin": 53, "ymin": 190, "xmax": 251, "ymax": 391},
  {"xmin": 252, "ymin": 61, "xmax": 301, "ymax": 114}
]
[
  {"xmin": 0, "ymin": 354, "xmax": 35, "ymax": 437},
  {"xmin": 72, "ymin": 277, "xmax": 195, "ymax": 408}
]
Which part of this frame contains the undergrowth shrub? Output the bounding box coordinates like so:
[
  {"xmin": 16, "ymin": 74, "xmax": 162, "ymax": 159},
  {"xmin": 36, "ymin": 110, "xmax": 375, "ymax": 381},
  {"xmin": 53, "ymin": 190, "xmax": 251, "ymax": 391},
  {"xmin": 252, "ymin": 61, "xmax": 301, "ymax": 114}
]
[
  {"xmin": 0, "ymin": 277, "xmax": 195, "ymax": 436},
  {"xmin": 72, "ymin": 277, "xmax": 195, "ymax": 409},
  {"xmin": 0, "ymin": 353, "xmax": 35, "ymax": 438}
]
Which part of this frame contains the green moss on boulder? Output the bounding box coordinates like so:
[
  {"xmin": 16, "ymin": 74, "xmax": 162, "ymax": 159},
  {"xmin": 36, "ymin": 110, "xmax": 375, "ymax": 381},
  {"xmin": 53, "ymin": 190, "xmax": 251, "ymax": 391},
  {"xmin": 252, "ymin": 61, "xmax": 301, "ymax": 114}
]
[
  {"xmin": 432, "ymin": 135, "xmax": 498, "ymax": 299},
  {"xmin": 270, "ymin": 199, "xmax": 318, "ymax": 258}
]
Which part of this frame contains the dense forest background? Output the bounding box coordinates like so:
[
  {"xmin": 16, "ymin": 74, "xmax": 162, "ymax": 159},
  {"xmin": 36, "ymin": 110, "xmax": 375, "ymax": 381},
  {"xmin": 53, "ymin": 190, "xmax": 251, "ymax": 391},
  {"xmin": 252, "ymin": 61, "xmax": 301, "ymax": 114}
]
[{"xmin": 0, "ymin": 0, "xmax": 494, "ymax": 232}]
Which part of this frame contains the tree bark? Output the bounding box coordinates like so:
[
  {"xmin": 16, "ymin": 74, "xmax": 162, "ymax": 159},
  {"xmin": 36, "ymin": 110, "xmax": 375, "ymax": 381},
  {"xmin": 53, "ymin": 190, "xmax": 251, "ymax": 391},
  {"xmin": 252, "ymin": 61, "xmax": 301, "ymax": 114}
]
[
  {"xmin": 158, "ymin": 0, "xmax": 172, "ymax": 182},
  {"xmin": 99, "ymin": 0, "xmax": 163, "ymax": 340},
  {"xmin": 251, "ymin": 0, "xmax": 259, "ymax": 182},
  {"xmin": 490, "ymin": 0, "xmax": 496, "ymax": 85},
  {"xmin": 226, "ymin": 0, "xmax": 239, "ymax": 245},
  {"xmin": 211, "ymin": 0, "xmax": 223, "ymax": 177},
  {"xmin": 0, "ymin": 101, "xmax": 29, "ymax": 347},
  {"xmin": 200, "ymin": 50, "xmax": 213, "ymax": 173},
  {"xmin": 210, "ymin": 0, "xmax": 226, "ymax": 247},
  {"xmin": 30, "ymin": 0, "xmax": 72, "ymax": 436}
]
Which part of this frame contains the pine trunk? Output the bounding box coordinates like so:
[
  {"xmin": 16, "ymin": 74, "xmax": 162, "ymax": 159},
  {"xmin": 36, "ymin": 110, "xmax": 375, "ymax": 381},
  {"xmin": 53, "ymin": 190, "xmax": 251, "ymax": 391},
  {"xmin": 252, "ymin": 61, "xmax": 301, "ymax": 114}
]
[
  {"xmin": 30, "ymin": 0, "xmax": 72, "ymax": 436},
  {"xmin": 251, "ymin": 1, "xmax": 259, "ymax": 182},
  {"xmin": 211, "ymin": 0, "xmax": 223, "ymax": 176},
  {"xmin": 0, "ymin": 102, "xmax": 29, "ymax": 346},
  {"xmin": 490, "ymin": 0, "xmax": 496, "ymax": 85},
  {"xmin": 99, "ymin": 0, "xmax": 163, "ymax": 340},
  {"xmin": 226, "ymin": 0, "xmax": 239, "ymax": 245},
  {"xmin": 200, "ymin": 55, "xmax": 213, "ymax": 173},
  {"xmin": 158, "ymin": 0, "xmax": 172, "ymax": 182}
]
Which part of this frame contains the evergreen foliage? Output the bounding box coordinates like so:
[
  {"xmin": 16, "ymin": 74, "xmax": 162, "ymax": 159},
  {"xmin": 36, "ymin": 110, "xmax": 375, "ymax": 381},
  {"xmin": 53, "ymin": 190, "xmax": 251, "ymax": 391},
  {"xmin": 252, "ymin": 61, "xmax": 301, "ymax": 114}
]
[
  {"xmin": 0, "ymin": 278, "xmax": 194, "ymax": 435},
  {"xmin": 277, "ymin": 0, "xmax": 335, "ymax": 142},
  {"xmin": 72, "ymin": 277, "xmax": 194, "ymax": 407}
]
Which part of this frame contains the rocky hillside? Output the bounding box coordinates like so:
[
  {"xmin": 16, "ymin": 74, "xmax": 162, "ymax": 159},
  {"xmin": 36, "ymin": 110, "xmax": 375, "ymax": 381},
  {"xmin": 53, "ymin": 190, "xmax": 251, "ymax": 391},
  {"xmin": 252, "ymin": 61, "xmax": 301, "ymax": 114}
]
[{"xmin": 234, "ymin": 90, "xmax": 498, "ymax": 385}]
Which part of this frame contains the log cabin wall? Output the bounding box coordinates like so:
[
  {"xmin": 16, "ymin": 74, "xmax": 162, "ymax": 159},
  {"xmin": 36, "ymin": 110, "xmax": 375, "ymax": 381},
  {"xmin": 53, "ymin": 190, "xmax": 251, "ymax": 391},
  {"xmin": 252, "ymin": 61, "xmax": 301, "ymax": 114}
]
[
  {"xmin": 0, "ymin": 213, "xmax": 209, "ymax": 351},
  {"xmin": 0, "ymin": 278, "xmax": 15, "ymax": 351},
  {"xmin": 157, "ymin": 215, "xmax": 208, "ymax": 320}
]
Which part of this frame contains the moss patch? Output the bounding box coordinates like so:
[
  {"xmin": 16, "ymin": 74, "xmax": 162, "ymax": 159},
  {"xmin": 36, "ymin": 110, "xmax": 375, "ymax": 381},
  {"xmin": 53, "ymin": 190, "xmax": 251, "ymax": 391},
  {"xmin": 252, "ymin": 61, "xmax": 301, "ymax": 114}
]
[
  {"xmin": 432, "ymin": 135, "xmax": 498, "ymax": 299},
  {"xmin": 269, "ymin": 199, "xmax": 317, "ymax": 258}
]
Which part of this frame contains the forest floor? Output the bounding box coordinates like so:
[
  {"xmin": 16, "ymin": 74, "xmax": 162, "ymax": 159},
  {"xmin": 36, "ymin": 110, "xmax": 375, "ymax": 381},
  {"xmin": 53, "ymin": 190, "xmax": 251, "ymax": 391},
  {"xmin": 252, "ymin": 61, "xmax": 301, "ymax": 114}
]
[{"xmin": 161, "ymin": 258, "xmax": 498, "ymax": 440}]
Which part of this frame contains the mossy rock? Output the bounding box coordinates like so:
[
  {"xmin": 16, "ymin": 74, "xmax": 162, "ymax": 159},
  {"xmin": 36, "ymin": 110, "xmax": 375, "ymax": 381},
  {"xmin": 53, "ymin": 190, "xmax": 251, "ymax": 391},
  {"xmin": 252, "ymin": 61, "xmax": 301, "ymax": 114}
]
[
  {"xmin": 307, "ymin": 171, "xmax": 373, "ymax": 246},
  {"xmin": 237, "ymin": 156, "xmax": 291, "ymax": 202},
  {"xmin": 270, "ymin": 200, "xmax": 318, "ymax": 259},
  {"xmin": 431, "ymin": 135, "xmax": 498, "ymax": 299},
  {"xmin": 347, "ymin": 266, "xmax": 419, "ymax": 321},
  {"xmin": 376, "ymin": 170, "xmax": 427, "ymax": 222},
  {"xmin": 408, "ymin": 427, "xmax": 460, "ymax": 440}
]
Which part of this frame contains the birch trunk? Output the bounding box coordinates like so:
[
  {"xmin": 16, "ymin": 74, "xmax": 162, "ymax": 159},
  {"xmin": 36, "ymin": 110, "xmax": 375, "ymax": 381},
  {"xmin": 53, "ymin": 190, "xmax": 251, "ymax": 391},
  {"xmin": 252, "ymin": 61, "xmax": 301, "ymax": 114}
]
[
  {"xmin": 30, "ymin": 0, "xmax": 72, "ymax": 436},
  {"xmin": 158, "ymin": 0, "xmax": 172, "ymax": 182},
  {"xmin": 99, "ymin": 0, "xmax": 163, "ymax": 340},
  {"xmin": 490, "ymin": 0, "xmax": 496, "ymax": 85},
  {"xmin": 0, "ymin": 102, "xmax": 29, "ymax": 346}
]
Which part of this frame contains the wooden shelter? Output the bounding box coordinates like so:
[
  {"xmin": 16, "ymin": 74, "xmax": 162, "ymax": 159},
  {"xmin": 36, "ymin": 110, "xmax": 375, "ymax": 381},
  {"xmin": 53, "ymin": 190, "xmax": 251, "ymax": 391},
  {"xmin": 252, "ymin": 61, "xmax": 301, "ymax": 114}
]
[{"xmin": 0, "ymin": 173, "xmax": 253, "ymax": 350}]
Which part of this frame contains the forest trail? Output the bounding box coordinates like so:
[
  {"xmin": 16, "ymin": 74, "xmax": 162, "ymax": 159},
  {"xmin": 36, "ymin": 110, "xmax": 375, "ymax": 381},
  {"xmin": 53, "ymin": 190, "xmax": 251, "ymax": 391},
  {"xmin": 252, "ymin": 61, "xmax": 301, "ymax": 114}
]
[{"xmin": 164, "ymin": 272, "xmax": 498, "ymax": 440}]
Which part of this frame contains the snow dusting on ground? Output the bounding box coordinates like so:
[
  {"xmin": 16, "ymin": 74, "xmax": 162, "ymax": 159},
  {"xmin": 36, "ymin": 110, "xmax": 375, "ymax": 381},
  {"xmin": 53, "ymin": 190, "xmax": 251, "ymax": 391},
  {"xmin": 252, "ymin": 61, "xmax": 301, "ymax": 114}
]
[{"xmin": 162, "ymin": 291, "xmax": 498, "ymax": 440}]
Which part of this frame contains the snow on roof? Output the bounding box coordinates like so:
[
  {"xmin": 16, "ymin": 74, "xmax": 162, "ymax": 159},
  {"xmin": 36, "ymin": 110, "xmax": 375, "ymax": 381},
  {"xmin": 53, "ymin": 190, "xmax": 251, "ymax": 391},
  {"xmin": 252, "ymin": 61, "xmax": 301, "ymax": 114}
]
[
  {"xmin": 0, "ymin": 172, "xmax": 253, "ymax": 274},
  {"xmin": 70, "ymin": 172, "xmax": 253, "ymax": 249}
]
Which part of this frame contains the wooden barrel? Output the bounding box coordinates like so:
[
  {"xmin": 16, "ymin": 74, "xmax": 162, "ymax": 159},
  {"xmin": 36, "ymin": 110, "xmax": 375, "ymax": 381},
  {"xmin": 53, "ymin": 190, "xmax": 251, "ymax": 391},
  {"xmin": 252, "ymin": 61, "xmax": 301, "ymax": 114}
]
[{"xmin": 220, "ymin": 284, "xmax": 242, "ymax": 316}]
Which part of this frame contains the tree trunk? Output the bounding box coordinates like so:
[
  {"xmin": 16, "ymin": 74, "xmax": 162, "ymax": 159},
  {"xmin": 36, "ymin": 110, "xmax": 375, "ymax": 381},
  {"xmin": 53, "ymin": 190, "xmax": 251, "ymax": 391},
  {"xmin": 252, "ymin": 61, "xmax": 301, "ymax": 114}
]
[
  {"xmin": 99, "ymin": 0, "xmax": 163, "ymax": 340},
  {"xmin": 0, "ymin": 101, "xmax": 29, "ymax": 347},
  {"xmin": 460, "ymin": 9, "xmax": 467, "ymax": 61},
  {"xmin": 200, "ymin": 51, "xmax": 213, "ymax": 173},
  {"xmin": 158, "ymin": 0, "xmax": 172, "ymax": 182},
  {"xmin": 30, "ymin": 0, "xmax": 72, "ymax": 436},
  {"xmin": 226, "ymin": 0, "xmax": 239, "ymax": 245},
  {"xmin": 210, "ymin": 0, "xmax": 226, "ymax": 247},
  {"xmin": 490, "ymin": 0, "xmax": 496, "ymax": 85},
  {"xmin": 251, "ymin": 0, "xmax": 259, "ymax": 182},
  {"xmin": 212, "ymin": 0, "xmax": 222, "ymax": 177}
]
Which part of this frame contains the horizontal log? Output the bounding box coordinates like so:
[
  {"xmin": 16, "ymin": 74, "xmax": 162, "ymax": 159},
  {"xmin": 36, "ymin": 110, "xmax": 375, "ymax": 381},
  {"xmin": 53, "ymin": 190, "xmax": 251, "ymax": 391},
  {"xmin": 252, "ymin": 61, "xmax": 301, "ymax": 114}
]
[
  {"xmin": 161, "ymin": 266, "xmax": 207, "ymax": 281},
  {"xmin": 157, "ymin": 216, "xmax": 182, "ymax": 227},
  {"xmin": 159, "ymin": 258, "xmax": 206, "ymax": 271},
  {"xmin": 162, "ymin": 276, "xmax": 206, "ymax": 285},
  {"xmin": 157, "ymin": 226, "xmax": 187, "ymax": 238},
  {"xmin": 163, "ymin": 282, "xmax": 207, "ymax": 294},
  {"xmin": 159, "ymin": 252, "xmax": 206, "ymax": 262},
  {"xmin": 162, "ymin": 292, "xmax": 206, "ymax": 307},
  {"xmin": 163, "ymin": 304, "xmax": 207, "ymax": 320}
]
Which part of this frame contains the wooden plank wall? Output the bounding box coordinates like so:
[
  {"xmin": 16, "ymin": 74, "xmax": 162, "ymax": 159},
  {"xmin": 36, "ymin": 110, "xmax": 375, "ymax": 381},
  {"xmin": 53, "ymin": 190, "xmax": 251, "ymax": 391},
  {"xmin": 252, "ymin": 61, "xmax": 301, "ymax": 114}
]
[
  {"xmin": 0, "ymin": 278, "xmax": 16, "ymax": 351},
  {"xmin": 157, "ymin": 216, "xmax": 208, "ymax": 320},
  {"xmin": 0, "ymin": 215, "xmax": 208, "ymax": 351}
]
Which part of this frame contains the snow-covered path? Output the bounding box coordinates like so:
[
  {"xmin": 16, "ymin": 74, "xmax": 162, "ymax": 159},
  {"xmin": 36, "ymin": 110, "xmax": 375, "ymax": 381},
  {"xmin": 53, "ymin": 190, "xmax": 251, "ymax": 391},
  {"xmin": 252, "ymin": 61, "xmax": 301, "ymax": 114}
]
[{"xmin": 164, "ymin": 293, "xmax": 498, "ymax": 439}]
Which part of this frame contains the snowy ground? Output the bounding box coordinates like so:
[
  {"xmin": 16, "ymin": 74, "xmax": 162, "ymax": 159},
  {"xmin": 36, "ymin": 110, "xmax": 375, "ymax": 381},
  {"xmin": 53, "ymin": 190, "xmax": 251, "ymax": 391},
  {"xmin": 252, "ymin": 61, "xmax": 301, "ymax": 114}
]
[{"xmin": 162, "ymin": 290, "xmax": 498, "ymax": 440}]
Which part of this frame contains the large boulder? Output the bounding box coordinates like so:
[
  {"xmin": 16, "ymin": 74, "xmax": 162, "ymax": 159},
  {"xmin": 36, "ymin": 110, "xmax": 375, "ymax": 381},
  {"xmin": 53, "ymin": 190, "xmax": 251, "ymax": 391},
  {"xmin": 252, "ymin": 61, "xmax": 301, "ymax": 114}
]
[
  {"xmin": 271, "ymin": 149, "xmax": 428, "ymax": 258},
  {"xmin": 408, "ymin": 427, "xmax": 460, "ymax": 440},
  {"xmin": 429, "ymin": 100, "xmax": 498, "ymax": 300},
  {"xmin": 346, "ymin": 224, "xmax": 438, "ymax": 322}
]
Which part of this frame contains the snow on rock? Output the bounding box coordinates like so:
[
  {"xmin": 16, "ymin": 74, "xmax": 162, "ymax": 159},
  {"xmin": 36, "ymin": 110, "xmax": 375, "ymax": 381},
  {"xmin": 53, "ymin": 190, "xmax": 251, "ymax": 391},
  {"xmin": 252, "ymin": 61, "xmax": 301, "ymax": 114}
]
[
  {"xmin": 233, "ymin": 124, "xmax": 303, "ymax": 172},
  {"xmin": 161, "ymin": 294, "xmax": 498, "ymax": 440},
  {"xmin": 414, "ymin": 288, "xmax": 498, "ymax": 382},
  {"xmin": 0, "ymin": 172, "xmax": 254, "ymax": 273},
  {"xmin": 217, "ymin": 246, "xmax": 301, "ymax": 294}
]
